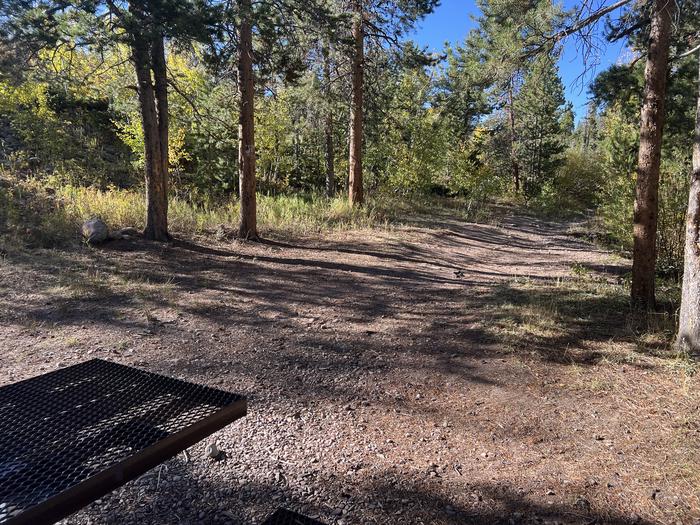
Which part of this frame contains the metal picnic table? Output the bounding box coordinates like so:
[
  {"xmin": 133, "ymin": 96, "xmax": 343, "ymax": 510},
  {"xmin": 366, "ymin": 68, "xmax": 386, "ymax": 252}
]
[{"xmin": 0, "ymin": 358, "xmax": 247, "ymax": 525}]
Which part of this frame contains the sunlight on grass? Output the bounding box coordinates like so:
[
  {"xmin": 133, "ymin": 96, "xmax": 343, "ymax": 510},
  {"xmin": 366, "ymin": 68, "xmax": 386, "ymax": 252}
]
[
  {"xmin": 62, "ymin": 188, "xmax": 397, "ymax": 235},
  {"xmin": 1, "ymin": 172, "xmax": 495, "ymax": 246},
  {"xmin": 46, "ymin": 266, "xmax": 112, "ymax": 300},
  {"xmin": 664, "ymin": 351, "xmax": 700, "ymax": 377},
  {"xmin": 477, "ymin": 272, "xmax": 691, "ymax": 373},
  {"xmin": 488, "ymin": 298, "xmax": 563, "ymax": 343},
  {"xmin": 480, "ymin": 276, "xmax": 621, "ymax": 345}
]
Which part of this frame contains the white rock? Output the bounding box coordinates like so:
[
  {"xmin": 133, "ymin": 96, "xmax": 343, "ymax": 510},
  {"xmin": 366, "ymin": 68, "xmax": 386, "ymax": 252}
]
[
  {"xmin": 82, "ymin": 218, "xmax": 109, "ymax": 244},
  {"xmin": 206, "ymin": 443, "xmax": 220, "ymax": 459}
]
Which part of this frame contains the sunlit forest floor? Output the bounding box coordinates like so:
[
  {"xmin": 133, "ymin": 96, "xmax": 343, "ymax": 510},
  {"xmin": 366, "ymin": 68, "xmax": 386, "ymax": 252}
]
[{"xmin": 1, "ymin": 206, "xmax": 698, "ymax": 525}]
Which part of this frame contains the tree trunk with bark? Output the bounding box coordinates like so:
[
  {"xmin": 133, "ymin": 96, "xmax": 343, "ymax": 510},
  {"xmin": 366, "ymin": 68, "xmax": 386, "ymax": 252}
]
[
  {"xmin": 508, "ymin": 80, "xmax": 520, "ymax": 194},
  {"xmin": 323, "ymin": 43, "xmax": 335, "ymax": 197},
  {"xmin": 237, "ymin": 0, "xmax": 258, "ymax": 240},
  {"xmin": 677, "ymin": 51, "xmax": 700, "ymax": 353},
  {"xmin": 630, "ymin": 0, "xmax": 675, "ymax": 308},
  {"xmin": 133, "ymin": 33, "xmax": 170, "ymax": 242},
  {"xmin": 152, "ymin": 35, "xmax": 168, "ymax": 183},
  {"xmin": 348, "ymin": 0, "xmax": 364, "ymax": 206}
]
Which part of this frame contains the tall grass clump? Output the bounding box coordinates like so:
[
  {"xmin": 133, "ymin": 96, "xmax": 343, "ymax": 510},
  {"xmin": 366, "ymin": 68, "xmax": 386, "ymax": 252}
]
[
  {"xmin": 57, "ymin": 188, "xmax": 394, "ymax": 236},
  {"xmin": 0, "ymin": 173, "xmax": 400, "ymax": 246},
  {"xmin": 256, "ymin": 193, "xmax": 392, "ymax": 233},
  {"xmin": 1, "ymin": 170, "xmax": 495, "ymax": 248},
  {"xmin": 0, "ymin": 173, "xmax": 76, "ymax": 247},
  {"xmin": 56, "ymin": 185, "xmax": 448, "ymax": 237}
]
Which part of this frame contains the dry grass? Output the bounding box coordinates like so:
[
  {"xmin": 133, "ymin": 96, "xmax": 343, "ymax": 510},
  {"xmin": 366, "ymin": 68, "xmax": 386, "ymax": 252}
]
[
  {"xmin": 476, "ymin": 270, "xmax": 696, "ymax": 376},
  {"xmin": 0, "ymin": 173, "xmax": 493, "ymax": 248},
  {"xmin": 1, "ymin": 194, "xmax": 699, "ymax": 523}
]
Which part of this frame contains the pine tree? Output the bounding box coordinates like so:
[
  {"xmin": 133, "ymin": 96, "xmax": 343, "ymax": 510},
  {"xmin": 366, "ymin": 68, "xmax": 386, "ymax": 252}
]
[
  {"xmin": 434, "ymin": 44, "xmax": 490, "ymax": 142},
  {"xmin": 4, "ymin": 0, "xmax": 215, "ymax": 241},
  {"xmin": 675, "ymin": 4, "xmax": 700, "ymax": 350},
  {"xmin": 208, "ymin": 0, "xmax": 339, "ymax": 239},
  {"xmin": 345, "ymin": 0, "xmax": 439, "ymax": 207},
  {"xmin": 322, "ymin": 41, "xmax": 336, "ymax": 196},
  {"xmin": 467, "ymin": 0, "xmax": 564, "ymax": 193},
  {"xmin": 575, "ymin": 102, "xmax": 601, "ymax": 152},
  {"xmin": 678, "ymin": 49, "xmax": 700, "ymax": 353},
  {"xmin": 514, "ymin": 56, "xmax": 567, "ymax": 197},
  {"xmin": 237, "ymin": 0, "xmax": 257, "ymax": 239},
  {"xmin": 630, "ymin": 0, "xmax": 677, "ymax": 308}
]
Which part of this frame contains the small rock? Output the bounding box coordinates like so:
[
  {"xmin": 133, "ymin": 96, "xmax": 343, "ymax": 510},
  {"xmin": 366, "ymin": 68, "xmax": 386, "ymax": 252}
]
[
  {"xmin": 574, "ymin": 497, "xmax": 590, "ymax": 511},
  {"xmin": 119, "ymin": 226, "xmax": 140, "ymax": 236},
  {"xmin": 109, "ymin": 227, "xmax": 139, "ymax": 240},
  {"xmin": 206, "ymin": 443, "xmax": 221, "ymax": 459}
]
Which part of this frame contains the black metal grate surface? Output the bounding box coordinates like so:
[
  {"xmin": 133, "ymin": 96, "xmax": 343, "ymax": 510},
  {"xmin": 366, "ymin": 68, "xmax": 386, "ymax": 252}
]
[
  {"xmin": 261, "ymin": 508, "xmax": 327, "ymax": 525},
  {"xmin": 0, "ymin": 359, "xmax": 245, "ymax": 525}
]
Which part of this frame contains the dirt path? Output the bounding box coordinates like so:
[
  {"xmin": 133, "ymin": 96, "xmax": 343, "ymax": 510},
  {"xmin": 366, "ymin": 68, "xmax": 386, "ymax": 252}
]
[{"xmin": 1, "ymin": 211, "xmax": 698, "ymax": 525}]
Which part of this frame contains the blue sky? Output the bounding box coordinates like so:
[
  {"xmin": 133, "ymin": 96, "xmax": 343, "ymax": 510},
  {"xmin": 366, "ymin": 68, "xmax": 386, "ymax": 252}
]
[{"xmin": 410, "ymin": 0, "xmax": 629, "ymax": 120}]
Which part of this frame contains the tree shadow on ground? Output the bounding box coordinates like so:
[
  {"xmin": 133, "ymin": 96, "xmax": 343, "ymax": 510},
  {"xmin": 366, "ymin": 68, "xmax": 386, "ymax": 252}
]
[
  {"xmin": 5, "ymin": 216, "xmax": 697, "ymax": 525},
  {"xmin": 67, "ymin": 454, "xmax": 655, "ymax": 525},
  {"xmin": 5, "ymin": 223, "xmax": 659, "ymax": 374}
]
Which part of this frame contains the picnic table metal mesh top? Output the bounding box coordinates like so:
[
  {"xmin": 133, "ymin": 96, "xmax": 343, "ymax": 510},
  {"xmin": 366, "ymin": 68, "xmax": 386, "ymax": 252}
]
[{"xmin": 0, "ymin": 359, "xmax": 245, "ymax": 525}]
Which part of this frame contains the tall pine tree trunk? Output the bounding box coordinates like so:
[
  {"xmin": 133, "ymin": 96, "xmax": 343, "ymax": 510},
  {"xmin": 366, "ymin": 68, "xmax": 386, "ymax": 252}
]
[
  {"xmin": 348, "ymin": 0, "xmax": 364, "ymax": 206},
  {"xmin": 133, "ymin": 35, "xmax": 169, "ymax": 242},
  {"xmin": 508, "ymin": 80, "xmax": 520, "ymax": 194},
  {"xmin": 677, "ymin": 51, "xmax": 700, "ymax": 352},
  {"xmin": 152, "ymin": 35, "xmax": 168, "ymax": 188},
  {"xmin": 323, "ymin": 43, "xmax": 335, "ymax": 197},
  {"xmin": 237, "ymin": 0, "xmax": 258, "ymax": 240},
  {"xmin": 631, "ymin": 0, "xmax": 675, "ymax": 308}
]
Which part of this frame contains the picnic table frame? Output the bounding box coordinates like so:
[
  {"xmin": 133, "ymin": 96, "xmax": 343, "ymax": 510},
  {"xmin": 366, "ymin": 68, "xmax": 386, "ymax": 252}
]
[{"xmin": 0, "ymin": 359, "xmax": 246, "ymax": 525}]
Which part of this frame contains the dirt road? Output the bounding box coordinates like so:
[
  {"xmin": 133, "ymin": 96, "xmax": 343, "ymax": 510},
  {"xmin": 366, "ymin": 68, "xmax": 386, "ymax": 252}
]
[{"xmin": 1, "ymin": 212, "xmax": 698, "ymax": 524}]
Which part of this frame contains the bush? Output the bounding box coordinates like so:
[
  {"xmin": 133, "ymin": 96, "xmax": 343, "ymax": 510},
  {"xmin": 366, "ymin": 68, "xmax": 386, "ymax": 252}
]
[
  {"xmin": 594, "ymin": 105, "xmax": 691, "ymax": 277},
  {"xmin": 656, "ymin": 149, "xmax": 691, "ymax": 277},
  {"xmin": 443, "ymin": 140, "xmax": 505, "ymax": 200},
  {"xmin": 0, "ymin": 173, "xmax": 76, "ymax": 248},
  {"xmin": 530, "ymin": 147, "xmax": 605, "ymax": 215},
  {"xmin": 0, "ymin": 172, "xmax": 395, "ymax": 245},
  {"xmin": 596, "ymin": 104, "xmax": 638, "ymax": 250},
  {"xmin": 0, "ymin": 80, "xmax": 135, "ymax": 188}
]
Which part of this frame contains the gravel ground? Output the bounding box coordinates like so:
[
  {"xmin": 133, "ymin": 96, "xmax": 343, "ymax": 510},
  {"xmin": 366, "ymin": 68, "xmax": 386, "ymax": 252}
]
[{"xmin": 1, "ymin": 213, "xmax": 698, "ymax": 525}]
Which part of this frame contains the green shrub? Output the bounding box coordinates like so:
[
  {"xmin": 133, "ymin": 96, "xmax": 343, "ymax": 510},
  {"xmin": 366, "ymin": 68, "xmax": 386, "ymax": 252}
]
[
  {"xmin": 594, "ymin": 104, "xmax": 691, "ymax": 276},
  {"xmin": 0, "ymin": 173, "xmax": 77, "ymax": 248},
  {"xmin": 596, "ymin": 103, "xmax": 638, "ymax": 250},
  {"xmin": 656, "ymin": 149, "xmax": 691, "ymax": 277},
  {"xmin": 530, "ymin": 147, "xmax": 605, "ymax": 215}
]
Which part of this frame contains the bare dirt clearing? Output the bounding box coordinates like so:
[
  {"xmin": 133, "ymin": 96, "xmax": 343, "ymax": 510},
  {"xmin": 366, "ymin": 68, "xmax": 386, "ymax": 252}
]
[{"xmin": 1, "ymin": 211, "xmax": 698, "ymax": 525}]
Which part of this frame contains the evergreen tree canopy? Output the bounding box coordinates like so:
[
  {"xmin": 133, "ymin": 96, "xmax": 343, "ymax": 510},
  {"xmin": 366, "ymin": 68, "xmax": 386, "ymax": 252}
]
[{"xmin": 514, "ymin": 55, "xmax": 568, "ymax": 196}]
